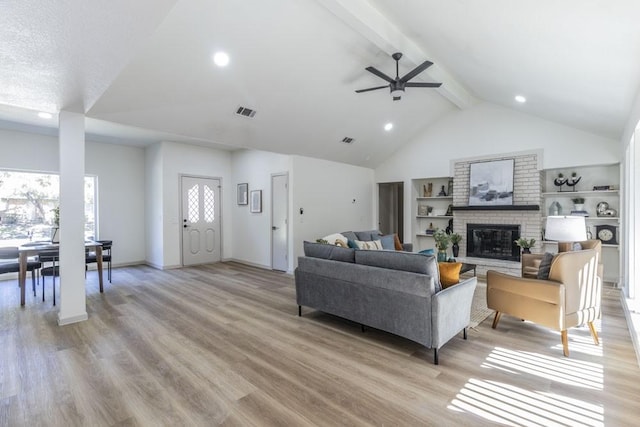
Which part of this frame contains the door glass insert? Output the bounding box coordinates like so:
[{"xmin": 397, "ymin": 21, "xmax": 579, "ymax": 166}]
[
  {"xmin": 188, "ymin": 184, "xmax": 199, "ymax": 222},
  {"xmin": 204, "ymin": 185, "xmax": 215, "ymax": 223}
]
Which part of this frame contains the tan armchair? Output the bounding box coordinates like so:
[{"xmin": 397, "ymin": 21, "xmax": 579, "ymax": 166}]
[{"xmin": 487, "ymin": 247, "xmax": 601, "ymax": 356}]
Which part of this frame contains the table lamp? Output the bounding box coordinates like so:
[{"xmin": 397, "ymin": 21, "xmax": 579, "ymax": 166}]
[{"xmin": 545, "ymin": 216, "xmax": 587, "ymax": 252}]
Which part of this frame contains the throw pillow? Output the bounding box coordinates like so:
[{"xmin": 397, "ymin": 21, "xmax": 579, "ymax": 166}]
[
  {"xmin": 354, "ymin": 239, "xmax": 383, "ymax": 250},
  {"xmin": 322, "ymin": 233, "xmax": 348, "ymax": 247},
  {"xmin": 572, "ymin": 242, "xmax": 583, "ymax": 251},
  {"xmin": 438, "ymin": 262, "xmax": 462, "ymax": 288},
  {"xmin": 379, "ymin": 234, "xmax": 396, "ymax": 250},
  {"xmin": 393, "ymin": 234, "xmax": 403, "ymax": 251},
  {"xmin": 536, "ymin": 252, "xmax": 555, "ymax": 279},
  {"xmin": 347, "ymin": 239, "xmax": 358, "ymax": 249},
  {"xmin": 419, "ymin": 248, "xmax": 435, "ymax": 255}
]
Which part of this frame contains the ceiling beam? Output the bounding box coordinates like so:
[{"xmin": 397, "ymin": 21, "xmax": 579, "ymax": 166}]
[{"xmin": 315, "ymin": 0, "xmax": 477, "ymax": 109}]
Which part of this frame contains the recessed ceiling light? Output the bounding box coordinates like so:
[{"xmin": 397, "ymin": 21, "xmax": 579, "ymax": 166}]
[
  {"xmin": 515, "ymin": 95, "xmax": 526, "ymax": 103},
  {"xmin": 37, "ymin": 112, "xmax": 53, "ymax": 119},
  {"xmin": 384, "ymin": 122, "xmax": 393, "ymax": 131},
  {"xmin": 213, "ymin": 51, "xmax": 230, "ymax": 67}
]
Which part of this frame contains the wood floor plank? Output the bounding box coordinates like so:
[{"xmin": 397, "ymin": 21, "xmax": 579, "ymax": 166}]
[{"xmin": 2, "ymin": 262, "xmax": 640, "ymax": 426}]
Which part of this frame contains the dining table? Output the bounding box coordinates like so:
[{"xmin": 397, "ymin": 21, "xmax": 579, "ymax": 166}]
[{"xmin": 18, "ymin": 241, "xmax": 104, "ymax": 306}]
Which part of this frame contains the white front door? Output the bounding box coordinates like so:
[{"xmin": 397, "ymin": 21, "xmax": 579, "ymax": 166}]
[
  {"xmin": 181, "ymin": 176, "xmax": 221, "ymax": 266},
  {"xmin": 271, "ymin": 173, "xmax": 288, "ymax": 271}
]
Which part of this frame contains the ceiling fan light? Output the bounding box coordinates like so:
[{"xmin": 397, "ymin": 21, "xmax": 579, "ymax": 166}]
[{"xmin": 390, "ymin": 89, "xmax": 403, "ymax": 99}]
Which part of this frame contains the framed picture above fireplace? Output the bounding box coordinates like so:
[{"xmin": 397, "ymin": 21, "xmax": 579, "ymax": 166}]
[{"xmin": 469, "ymin": 158, "xmax": 514, "ymax": 206}]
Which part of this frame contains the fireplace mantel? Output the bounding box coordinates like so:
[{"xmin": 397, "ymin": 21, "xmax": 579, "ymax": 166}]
[{"xmin": 452, "ymin": 205, "xmax": 540, "ymax": 211}]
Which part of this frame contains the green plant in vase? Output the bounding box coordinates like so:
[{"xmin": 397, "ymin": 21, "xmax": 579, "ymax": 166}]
[
  {"xmin": 433, "ymin": 229, "xmax": 450, "ymax": 262},
  {"xmin": 450, "ymin": 233, "xmax": 462, "ymax": 258},
  {"xmin": 515, "ymin": 237, "xmax": 535, "ymax": 254},
  {"xmin": 51, "ymin": 206, "xmax": 60, "ymax": 243}
]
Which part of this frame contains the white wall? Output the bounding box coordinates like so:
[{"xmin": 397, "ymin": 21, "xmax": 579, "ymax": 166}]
[
  {"xmin": 0, "ymin": 128, "xmax": 147, "ymax": 265},
  {"xmin": 230, "ymin": 149, "xmax": 291, "ymax": 269},
  {"xmin": 291, "ymin": 155, "xmax": 375, "ymax": 265},
  {"xmin": 158, "ymin": 141, "xmax": 232, "ymax": 268},
  {"xmin": 85, "ymin": 141, "xmax": 146, "ymax": 265},
  {"xmin": 375, "ymin": 102, "xmax": 620, "ymax": 243}
]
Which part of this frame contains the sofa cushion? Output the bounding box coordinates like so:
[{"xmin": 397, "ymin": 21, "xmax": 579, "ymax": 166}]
[
  {"xmin": 380, "ymin": 234, "xmax": 396, "ymax": 250},
  {"xmin": 438, "ymin": 262, "xmax": 462, "ymax": 288},
  {"xmin": 355, "ymin": 250, "xmax": 441, "ymax": 291},
  {"xmin": 354, "ymin": 230, "xmax": 381, "ymax": 241},
  {"xmin": 536, "ymin": 252, "xmax": 555, "ymax": 279},
  {"xmin": 303, "ymin": 241, "xmax": 355, "ymax": 263},
  {"xmin": 341, "ymin": 231, "xmax": 357, "ymax": 241},
  {"xmin": 354, "ymin": 239, "xmax": 383, "ymax": 250}
]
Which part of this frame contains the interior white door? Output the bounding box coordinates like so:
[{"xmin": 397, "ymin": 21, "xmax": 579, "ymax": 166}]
[
  {"xmin": 271, "ymin": 173, "xmax": 288, "ymax": 271},
  {"xmin": 181, "ymin": 176, "xmax": 221, "ymax": 266}
]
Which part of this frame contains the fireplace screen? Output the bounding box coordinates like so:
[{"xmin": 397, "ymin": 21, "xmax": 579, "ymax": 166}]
[{"xmin": 466, "ymin": 224, "xmax": 521, "ymax": 261}]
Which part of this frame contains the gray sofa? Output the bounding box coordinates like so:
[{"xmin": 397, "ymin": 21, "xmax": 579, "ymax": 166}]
[{"xmin": 295, "ymin": 241, "xmax": 477, "ymax": 364}]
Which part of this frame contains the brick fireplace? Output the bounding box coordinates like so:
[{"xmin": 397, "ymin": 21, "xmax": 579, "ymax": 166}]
[{"xmin": 452, "ymin": 152, "xmax": 542, "ymax": 277}]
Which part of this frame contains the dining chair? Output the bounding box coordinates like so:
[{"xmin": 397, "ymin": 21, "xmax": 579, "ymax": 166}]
[
  {"xmin": 0, "ymin": 246, "xmax": 42, "ymax": 297},
  {"xmin": 85, "ymin": 240, "xmax": 112, "ymax": 282},
  {"xmin": 38, "ymin": 249, "xmax": 60, "ymax": 305}
]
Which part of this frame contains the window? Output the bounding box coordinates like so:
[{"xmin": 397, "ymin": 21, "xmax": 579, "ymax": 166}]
[{"xmin": 0, "ymin": 170, "xmax": 96, "ymax": 245}]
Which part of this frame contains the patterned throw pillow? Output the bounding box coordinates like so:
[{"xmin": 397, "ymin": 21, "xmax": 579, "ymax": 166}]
[
  {"xmin": 438, "ymin": 262, "xmax": 462, "ymax": 288},
  {"xmin": 322, "ymin": 233, "xmax": 348, "ymax": 247},
  {"xmin": 354, "ymin": 239, "xmax": 383, "ymax": 250}
]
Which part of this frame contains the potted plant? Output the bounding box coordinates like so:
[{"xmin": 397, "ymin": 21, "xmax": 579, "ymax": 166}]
[
  {"xmin": 514, "ymin": 237, "xmax": 536, "ymax": 254},
  {"xmin": 51, "ymin": 206, "xmax": 60, "ymax": 243},
  {"xmin": 571, "ymin": 197, "xmax": 585, "ymax": 211},
  {"xmin": 450, "ymin": 233, "xmax": 462, "ymax": 257},
  {"xmin": 433, "ymin": 229, "xmax": 450, "ymax": 262}
]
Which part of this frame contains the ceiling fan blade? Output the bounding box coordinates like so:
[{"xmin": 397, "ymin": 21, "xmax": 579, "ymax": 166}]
[
  {"xmin": 365, "ymin": 66, "xmax": 394, "ymax": 83},
  {"xmin": 355, "ymin": 85, "xmax": 389, "ymax": 93},
  {"xmin": 405, "ymin": 82, "xmax": 442, "ymax": 88},
  {"xmin": 400, "ymin": 60, "xmax": 434, "ymax": 82}
]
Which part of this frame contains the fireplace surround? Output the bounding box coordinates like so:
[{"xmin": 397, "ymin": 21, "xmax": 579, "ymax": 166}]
[{"xmin": 466, "ymin": 224, "xmax": 521, "ymax": 261}]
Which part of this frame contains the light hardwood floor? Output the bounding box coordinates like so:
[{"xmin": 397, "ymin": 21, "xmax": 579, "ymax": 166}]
[{"xmin": 1, "ymin": 262, "xmax": 639, "ymax": 426}]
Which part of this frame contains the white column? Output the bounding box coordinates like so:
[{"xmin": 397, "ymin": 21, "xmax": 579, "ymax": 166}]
[{"xmin": 57, "ymin": 111, "xmax": 88, "ymax": 325}]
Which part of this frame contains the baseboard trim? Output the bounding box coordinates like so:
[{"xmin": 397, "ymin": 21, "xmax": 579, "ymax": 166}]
[
  {"xmin": 57, "ymin": 312, "xmax": 89, "ymax": 326},
  {"xmin": 621, "ymin": 292, "xmax": 640, "ymax": 368},
  {"xmin": 144, "ymin": 261, "xmax": 181, "ymax": 270},
  {"xmin": 223, "ymin": 258, "xmax": 272, "ymax": 271}
]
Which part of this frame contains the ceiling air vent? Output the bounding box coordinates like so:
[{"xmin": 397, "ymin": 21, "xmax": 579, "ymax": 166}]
[
  {"xmin": 235, "ymin": 106, "xmax": 257, "ymax": 118},
  {"xmin": 341, "ymin": 137, "xmax": 355, "ymax": 144}
]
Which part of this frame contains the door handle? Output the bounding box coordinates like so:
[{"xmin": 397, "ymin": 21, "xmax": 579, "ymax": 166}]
[
  {"xmin": 272, "ymin": 226, "xmax": 278, "ymax": 230},
  {"xmin": 183, "ymin": 224, "xmax": 189, "ymax": 228}
]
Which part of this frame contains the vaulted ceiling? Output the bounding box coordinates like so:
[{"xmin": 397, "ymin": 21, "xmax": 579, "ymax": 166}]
[{"xmin": 1, "ymin": 0, "xmax": 639, "ymax": 167}]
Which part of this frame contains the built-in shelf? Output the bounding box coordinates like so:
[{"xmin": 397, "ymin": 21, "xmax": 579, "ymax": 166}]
[
  {"xmin": 542, "ymin": 190, "xmax": 618, "ymax": 196},
  {"xmin": 416, "ymin": 233, "xmax": 435, "ymax": 238},
  {"xmin": 452, "ymin": 205, "xmax": 540, "ymax": 211},
  {"xmin": 416, "ymin": 215, "xmax": 453, "ymax": 219},
  {"xmin": 416, "ymin": 196, "xmax": 453, "ymax": 201}
]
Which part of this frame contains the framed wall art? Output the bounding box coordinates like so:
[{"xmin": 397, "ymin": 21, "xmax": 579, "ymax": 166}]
[
  {"xmin": 468, "ymin": 159, "xmax": 514, "ymax": 206},
  {"xmin": 237, "ymin": 183, "xmax": 248, "ymax": 205},
  {"xmin": 250, "ymin": 190, "xmax": 262, "ymax": 213}
]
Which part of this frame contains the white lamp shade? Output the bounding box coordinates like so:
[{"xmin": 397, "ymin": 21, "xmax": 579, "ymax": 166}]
[{"xmin": 545, "ymin": 216, "xmax": 587, "ymax": 242}]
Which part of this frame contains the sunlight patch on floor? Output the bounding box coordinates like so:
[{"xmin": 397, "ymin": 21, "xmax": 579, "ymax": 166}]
[
  {"xmin": 449, "ymin": 345, "xmax": 605, "ymax": 426},
  {"xmin": 481, "ymin": 347, "xmax": 603, "ymax": 390},
  {"xmin": 449, "ymin": 378, "xmax": 604, "ymax": 427}
]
